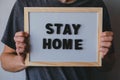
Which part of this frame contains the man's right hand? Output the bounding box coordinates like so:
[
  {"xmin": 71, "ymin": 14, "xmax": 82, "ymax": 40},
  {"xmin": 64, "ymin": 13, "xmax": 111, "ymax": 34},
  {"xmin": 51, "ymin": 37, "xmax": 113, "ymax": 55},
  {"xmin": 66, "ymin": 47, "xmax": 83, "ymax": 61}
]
[{"xmin": 14, "ymin": 31, "xmax": 29, "ymax": 56}]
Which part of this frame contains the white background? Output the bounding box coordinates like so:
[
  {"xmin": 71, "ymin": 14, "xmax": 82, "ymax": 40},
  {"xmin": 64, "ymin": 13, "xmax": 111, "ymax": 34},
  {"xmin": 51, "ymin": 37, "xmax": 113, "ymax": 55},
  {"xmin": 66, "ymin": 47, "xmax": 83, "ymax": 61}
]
[{"xmin": 0, "ymin": 0, "xmax": 120, "ymax": 80}]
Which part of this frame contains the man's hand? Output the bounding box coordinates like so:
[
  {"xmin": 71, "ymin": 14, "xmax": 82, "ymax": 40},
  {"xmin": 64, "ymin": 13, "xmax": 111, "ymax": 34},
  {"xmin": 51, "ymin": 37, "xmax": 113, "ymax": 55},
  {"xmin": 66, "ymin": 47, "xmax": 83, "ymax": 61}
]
[
  {"xmin": 100, "ymin": 31, "xmax": 113, "ymax": 58},
  {"xmin": 14, "ymin": 31, "xmax": 29, "ymax": 56}
]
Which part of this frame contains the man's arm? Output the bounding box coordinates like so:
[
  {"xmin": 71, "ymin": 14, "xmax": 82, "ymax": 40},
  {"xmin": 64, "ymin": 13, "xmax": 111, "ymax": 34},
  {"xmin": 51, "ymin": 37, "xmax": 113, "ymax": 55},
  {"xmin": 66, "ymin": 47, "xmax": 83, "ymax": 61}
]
[
  {"xmin": 0, "ymin": 31, "xmax": 114, "ymax": 72},
  {"xmin": 1, "ymin": 45, "xmax": 26, "ymax": 72},
  {"xmin": 1, "ymin": 32, "xmax": 29, "ymax": 72}
]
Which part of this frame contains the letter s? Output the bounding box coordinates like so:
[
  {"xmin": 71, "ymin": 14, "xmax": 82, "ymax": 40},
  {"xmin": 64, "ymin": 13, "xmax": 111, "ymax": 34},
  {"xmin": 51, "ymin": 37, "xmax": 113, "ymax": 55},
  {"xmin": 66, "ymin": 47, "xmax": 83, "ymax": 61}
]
[{"xmin": 46, "ymin": 23, "xmax": 54, "ymax": 34}]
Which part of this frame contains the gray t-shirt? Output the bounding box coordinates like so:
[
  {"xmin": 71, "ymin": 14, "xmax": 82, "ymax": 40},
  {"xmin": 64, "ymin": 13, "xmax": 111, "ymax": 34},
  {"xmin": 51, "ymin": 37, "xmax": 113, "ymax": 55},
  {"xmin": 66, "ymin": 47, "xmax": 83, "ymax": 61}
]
[{"xmin": 1, "ymin": 0, "xmax": 114, "ymax": 80}]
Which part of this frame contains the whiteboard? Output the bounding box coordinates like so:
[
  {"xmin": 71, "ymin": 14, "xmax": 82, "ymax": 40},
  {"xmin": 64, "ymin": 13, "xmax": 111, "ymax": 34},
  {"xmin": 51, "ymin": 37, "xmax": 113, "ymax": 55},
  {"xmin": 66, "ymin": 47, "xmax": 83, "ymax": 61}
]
[{"xmin": 24, "ymin": 7, "xmax": 102, "ymax": 66}]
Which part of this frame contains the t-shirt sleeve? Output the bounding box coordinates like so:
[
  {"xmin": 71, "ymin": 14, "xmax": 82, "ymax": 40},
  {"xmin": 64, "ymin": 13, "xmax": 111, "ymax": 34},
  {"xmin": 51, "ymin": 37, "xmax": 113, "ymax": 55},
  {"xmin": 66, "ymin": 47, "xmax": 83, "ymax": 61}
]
[{"xmin": 1, "ymin": 0, "xmax": 27, "ymax": 49}]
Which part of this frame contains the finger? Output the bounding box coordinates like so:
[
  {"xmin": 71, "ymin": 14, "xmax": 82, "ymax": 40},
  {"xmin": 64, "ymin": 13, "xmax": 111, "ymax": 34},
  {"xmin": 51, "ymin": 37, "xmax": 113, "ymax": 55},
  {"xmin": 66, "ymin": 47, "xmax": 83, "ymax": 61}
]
[
  {"xmin": 101, "ymin": 36, "xmax": 113, "ymax": 42},
  {"xmin": 16, "ymin": 48, "xmax": 25, "ymax": 55},
  {"xmin": 100, "ymin": 42, "xmax": 112, "ymax": 48},
  {"xmin": 16, "ymin": 42, "xmax": 29, "ymax": 55},
  {"xmin": 101, "ymin": 31, "xmax": 113, "ymax": 37},
  {"xmin": 14, "ymin": 36, "xmax": 25, "ymax": 43},
  {"xmin": 16, "ymin": 48, "xmax": 21, "ymax": 56},
  {"xmin": 16, "ymin": 42, "xmax": 26, "ymax": 49},
  {"xmin": 15, "ymin": 31, "xmax": 29, "ymax": 37},
  {"xmin": 99, "ymin": 47, "xmax": 109, "ymax": 58}
]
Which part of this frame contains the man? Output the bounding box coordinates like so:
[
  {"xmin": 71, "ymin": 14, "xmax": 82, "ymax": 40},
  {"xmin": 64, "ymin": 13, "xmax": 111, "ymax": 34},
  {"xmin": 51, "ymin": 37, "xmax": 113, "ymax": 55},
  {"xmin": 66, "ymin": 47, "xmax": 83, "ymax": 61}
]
[{"xmin": 1, "ymin": 0, "xmax": 114, "ymax": 80}]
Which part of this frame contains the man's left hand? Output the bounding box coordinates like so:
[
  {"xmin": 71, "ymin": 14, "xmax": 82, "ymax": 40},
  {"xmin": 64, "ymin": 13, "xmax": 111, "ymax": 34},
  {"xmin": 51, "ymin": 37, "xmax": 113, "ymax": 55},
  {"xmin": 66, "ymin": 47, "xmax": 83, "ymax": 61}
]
[{"xmin": 100, "ymin": 31, "xmax": 113, "ymax": 58}]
